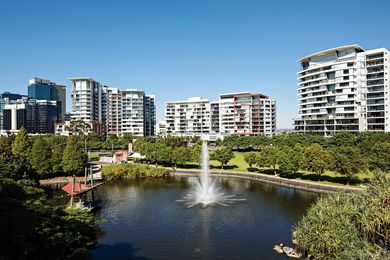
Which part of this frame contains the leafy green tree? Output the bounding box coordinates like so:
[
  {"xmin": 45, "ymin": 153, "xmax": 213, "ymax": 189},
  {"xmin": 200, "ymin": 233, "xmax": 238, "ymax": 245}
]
[
  {"xmin": 62, "ymin": 136, "xmax": 87, "ymax": 175},
  {"xmin": 191, "ymin": 144, "xmax": 202, "ymax": 166},
  {"xmin": 331, "ymin": 146, "xmax": 366, "ymax": 184},
  {"xmin": 11, "ymin": 127, "xmax": 31, "ymax": 159},
  {"xmin": 244, "ymin": 152, "xmax": 258, "ymax": 169},
  {"xmin": 327, "ymin": 131, "xmax": 356, "ymax": 148},
  {"xmin": 256, "ymin": 146, "xmax": 280, "ymax": 175},
  {"xmin": 302, "ymin": 143, "xmax": 332, "ymax": 177},
  {"xmin": 64, "ymin": 120, "xmax": 91, "ymax": 135},
  {"xmin": 51, "ymin": 145, "xmax": 64, "ymax": 175},
  {"xmin": 10, "ymin": 128, "xmax": 34, "ymax": 180},
  {"xmin": 278, "ymin": 145, "xmax": 303, "ymax": 174},
  {"xmin": 210, "ymin": 147, "xmax": 234, "ymax": 170},
  {"xmin": 172, "ymin": 147, "xmax": 192, "ymax": 168},
  {"xmin": 29, "ymin": 137, "xmax": 53, "ymax": 178},
  {"xmin": 0, "ymin": 136, "xmax": 13, "ymax": 163},
  {"xmin": 369, "ymin": 141, "xmax": 390, "ymax": 172}
]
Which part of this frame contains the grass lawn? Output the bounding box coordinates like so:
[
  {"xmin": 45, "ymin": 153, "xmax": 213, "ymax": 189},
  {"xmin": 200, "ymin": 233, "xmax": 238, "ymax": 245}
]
[{"xmin": 180, "ymin": 152, "xmax": 372, "ymax": 187}]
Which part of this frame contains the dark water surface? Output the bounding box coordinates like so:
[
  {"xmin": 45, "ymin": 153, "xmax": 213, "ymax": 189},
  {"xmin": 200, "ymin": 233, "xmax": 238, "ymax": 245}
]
[{"xmin": 92, "ymin": 176, "xmax": 319, "ymax": 260}]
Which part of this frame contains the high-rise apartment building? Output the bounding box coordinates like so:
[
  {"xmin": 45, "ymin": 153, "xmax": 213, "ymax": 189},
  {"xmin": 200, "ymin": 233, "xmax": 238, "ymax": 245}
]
[
  {"xmin": 219, "ymin": 92, "xmax": 276, "ymax": 136},
  {"xmin": 106, "ymin": 87, "xmax": 122, "ymax": 135},
  {"xmin": 144, "ymin": 94, "xmax": 156, "ymax": 136},
  {"xmin": 165, "ymin": 97, "xmax": 216, "ymax": 136},
  {"xmin": 70, "ymin": 78, "xmax": 156, "ymax": 136},
  {"xmin": 28, "ymin": 78, "xmax": 66, "ymax": 120},
  {"xmin": 165, "ymin": 92, "xmax": 276, "ymax": 137},
  {"xmin": 69, "ymin": 77, "xmax": 106, "ymax": 134},
  {"xmin": 121, "ymin": 89, "xmax": 146, "ymax": 136},
  {"xmin": 294, "ymin": 45, "xmax": 390, "ymax": 136}
]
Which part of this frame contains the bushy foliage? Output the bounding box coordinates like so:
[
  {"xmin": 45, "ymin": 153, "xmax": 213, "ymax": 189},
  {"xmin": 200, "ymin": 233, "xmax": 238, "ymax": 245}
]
[
  {"xmin": 102, "ymin": 163, "xmax": 168, "ymax": 180},
  {"xmin": 0, "ymin": 158, "xmax": 99, "ymax": 259},
  {"xmin": 294, "ymin": 174, "xmax": 390, "ymax": 259}
]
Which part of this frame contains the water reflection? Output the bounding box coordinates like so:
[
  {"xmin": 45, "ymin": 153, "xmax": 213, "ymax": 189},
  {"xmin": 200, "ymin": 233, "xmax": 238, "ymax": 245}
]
[{"xmin": 93, "ymin": 176, "xmax": 319, "ymax": 260}]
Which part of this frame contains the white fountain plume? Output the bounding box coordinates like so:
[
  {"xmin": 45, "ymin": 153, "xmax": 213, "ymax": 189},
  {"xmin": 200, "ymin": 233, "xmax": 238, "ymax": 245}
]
[{"xmin": 177, "ymin": 142, "xmax": 245, "ymax": 208}]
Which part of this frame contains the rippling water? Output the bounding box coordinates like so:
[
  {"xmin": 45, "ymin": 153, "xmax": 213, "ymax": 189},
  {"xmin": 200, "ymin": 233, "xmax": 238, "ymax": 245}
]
[{"xmin": 92, "ymin": 176, "xmax": 319, "ymax": 260}]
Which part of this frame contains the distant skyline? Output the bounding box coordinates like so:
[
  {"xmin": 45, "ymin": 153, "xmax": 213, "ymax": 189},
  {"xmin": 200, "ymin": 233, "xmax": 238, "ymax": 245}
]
[{"xmin": 1, "ymin": 0, "xmax": 390, "ymax": 129}]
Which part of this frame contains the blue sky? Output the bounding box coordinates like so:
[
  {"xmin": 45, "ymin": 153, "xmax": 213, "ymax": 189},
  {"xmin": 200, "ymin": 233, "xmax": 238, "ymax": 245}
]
[{"xmin": 1, "ymin": 0, "xmax": 390, "ymax": 128}]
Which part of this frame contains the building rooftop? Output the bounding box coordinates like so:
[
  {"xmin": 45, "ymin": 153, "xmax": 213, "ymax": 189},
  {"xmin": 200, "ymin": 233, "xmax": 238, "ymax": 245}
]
[{"xmin": 298, "ymin": 44, "xmax": 365, "ymax": 62}]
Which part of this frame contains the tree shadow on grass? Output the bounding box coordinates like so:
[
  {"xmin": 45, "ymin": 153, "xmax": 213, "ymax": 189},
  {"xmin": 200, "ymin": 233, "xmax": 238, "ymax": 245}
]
[
  {"xmin": 279, "ymin": 171, "xmax": 365, "ymax": 185},
  {"xmin": 210, "ymin": 165, "xmax": 238, "ymax": 170},
  {"xmin": 93, "ymin": 242, "xmax": 150, "ymax": 260}
]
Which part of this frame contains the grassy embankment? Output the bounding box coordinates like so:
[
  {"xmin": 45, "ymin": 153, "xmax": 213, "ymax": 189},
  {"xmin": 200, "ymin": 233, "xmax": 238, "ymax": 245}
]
[{"xmin": 179, "ymin": 152, "xmax": 373, "ymax": 187}]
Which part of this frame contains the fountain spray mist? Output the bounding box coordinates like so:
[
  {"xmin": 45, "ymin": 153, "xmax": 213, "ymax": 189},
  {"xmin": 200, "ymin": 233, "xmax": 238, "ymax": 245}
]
[{"xmin": 177, "ymin": 141, "xmax": 245, "ymax": 208}]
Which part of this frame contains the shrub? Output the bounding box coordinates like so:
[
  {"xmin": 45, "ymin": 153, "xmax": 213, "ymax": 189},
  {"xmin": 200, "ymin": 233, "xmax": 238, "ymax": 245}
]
[{"xmin": 102, "ymin": 163, "xmax": 168, "ymax": 181}]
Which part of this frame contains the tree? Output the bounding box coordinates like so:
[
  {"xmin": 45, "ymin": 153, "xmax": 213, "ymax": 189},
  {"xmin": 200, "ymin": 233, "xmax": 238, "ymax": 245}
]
[
  {"xmin": 331, "ymin": 146, "xmax": 366, "ymax": 184},
  {"xmin": 244, "ymin": 152, "xmax": 258, "ymax": 169},
  {"xmin": 11, "ymin": 127, "xmax": 31, "ymax": 159},
  {"xmin": 10, "ymin": 128, "xmax": 34, "ymax": 180},
  {"xmin": 51, "ymin": 145, "xmax": 64, "ymax": 175},
  {"xmin": 172, "ymin": 147, "xmax": 192, "ymax": 168},
  {"xmin": 62, "ymin": 136, "xmax": 87, "ymax": 175},
  {"xmin": 369, "ymin": 141, "xmax": 390, "ymax": 173},
  {"xmin": 302, "ymin": 143, "xmax": 332, "ymax": 177},
  {"xmin": 327, "ymin": 131, "xmax": 356, "ymax": 148},
  {"xmin": 191, "ymin": 144, "xmax": 202, "ymax": 166},
  {"xmin": 29, "ymin": 137, "xmax": 53, "ymax": 178},
  {"xmin": 256, "ymin": 146, "xmax": 280, "ymax": 175},
  {"xmin": 278, "ymin": 145, "xmax": 303, "ymax": 174},
  {"xmin": 210, "ymin": 147, "xmax": 234, "ymax": 170}
]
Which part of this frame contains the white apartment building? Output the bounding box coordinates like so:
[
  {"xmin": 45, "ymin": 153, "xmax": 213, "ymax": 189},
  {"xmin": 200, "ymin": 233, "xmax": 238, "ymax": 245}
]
[
  {"xmin": 165, "ymin": 97, "xmax": 216, "ymax": 136},
  {"xmin": 164, "ymin": 92, "xmax": 276, "ymax": 137},
  {"xmin": 294, "ymin": 45, "xmax": 390, "ymax": 136},
  {"xmin": 121, "ymin": 89, "xmax": 146, "ymax": 136},
  {"xmin": 70, "ymin": 78, "xmax": 156, "ymax": 136},
  {"xmin": 156, "ymin": 120, "xmax": 167, "ymax": 136},
  {"xmin": 69, "ymin": 77, "xmax": 106, "ymax": 134}
]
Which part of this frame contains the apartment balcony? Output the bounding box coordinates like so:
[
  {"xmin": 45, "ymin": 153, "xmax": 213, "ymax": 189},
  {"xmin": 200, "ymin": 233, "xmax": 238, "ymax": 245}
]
[
  {"xmin": 366, "ymin": 68, "xmax": 384, "ymax": 74},
  {"xmin": 366, "ymin": 54, "xmax": 384, "ymax": 61},
  {"xmin": 367, "ymin": 100, "xmax": 384, "ymax": 105},
  {"xmin": 366, "ymin": 74, "xmax": 384, "ymax": 80},
  {"xmin": 366, "ymin": 61, "xmax": 384, "ymax": 67},
  {"xmin": 367, "ymin": 87, "xmax": 384, "ymax": 93}
]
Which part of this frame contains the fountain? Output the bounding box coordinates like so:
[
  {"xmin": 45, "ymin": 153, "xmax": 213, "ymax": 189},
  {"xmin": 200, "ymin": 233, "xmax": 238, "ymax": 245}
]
[{"xmin": 177, "ymin": 142, "xmax": 245, "ymax": 208}]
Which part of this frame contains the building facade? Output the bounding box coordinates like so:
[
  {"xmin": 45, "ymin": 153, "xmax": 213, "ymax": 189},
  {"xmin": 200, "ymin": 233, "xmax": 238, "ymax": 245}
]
[
  {"xmin": 28, "ymin": 78, "xmax": 66, "ymax": 120},
  {"xmin": 69, "ymin": 77, "xmax": 106, "ymax": 135},
  {"xmin": 3, "ymin": 99, "xmax": 59, "ymax": 134},
  {"xmin": 165, "ymin": 97, "xmax": 215, "ymax": 136},
  {"xmin": 121, "ymin": 89, "xmax": 146, "ymax": 136},
  {"xmin": 164, "ymin": 92, "xmax": 276, "ymax": 137},
  {"xmin": 144, "ymin": 94, "xmax": 156, "ymax": 136},
  {"xmin": 219, "ymin": 92, "xmax": 276, "ymax": 136},
  {"xmin": 294, "ymin": 45, "xmax": 390, "ymax": 136},
  {"xmin": 0, "ymin": 92, "xmax": 26, "ymax": 130},
  {"xmin": 70, "ymin": 78, "xmax": 156, "ymax": 136}
]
